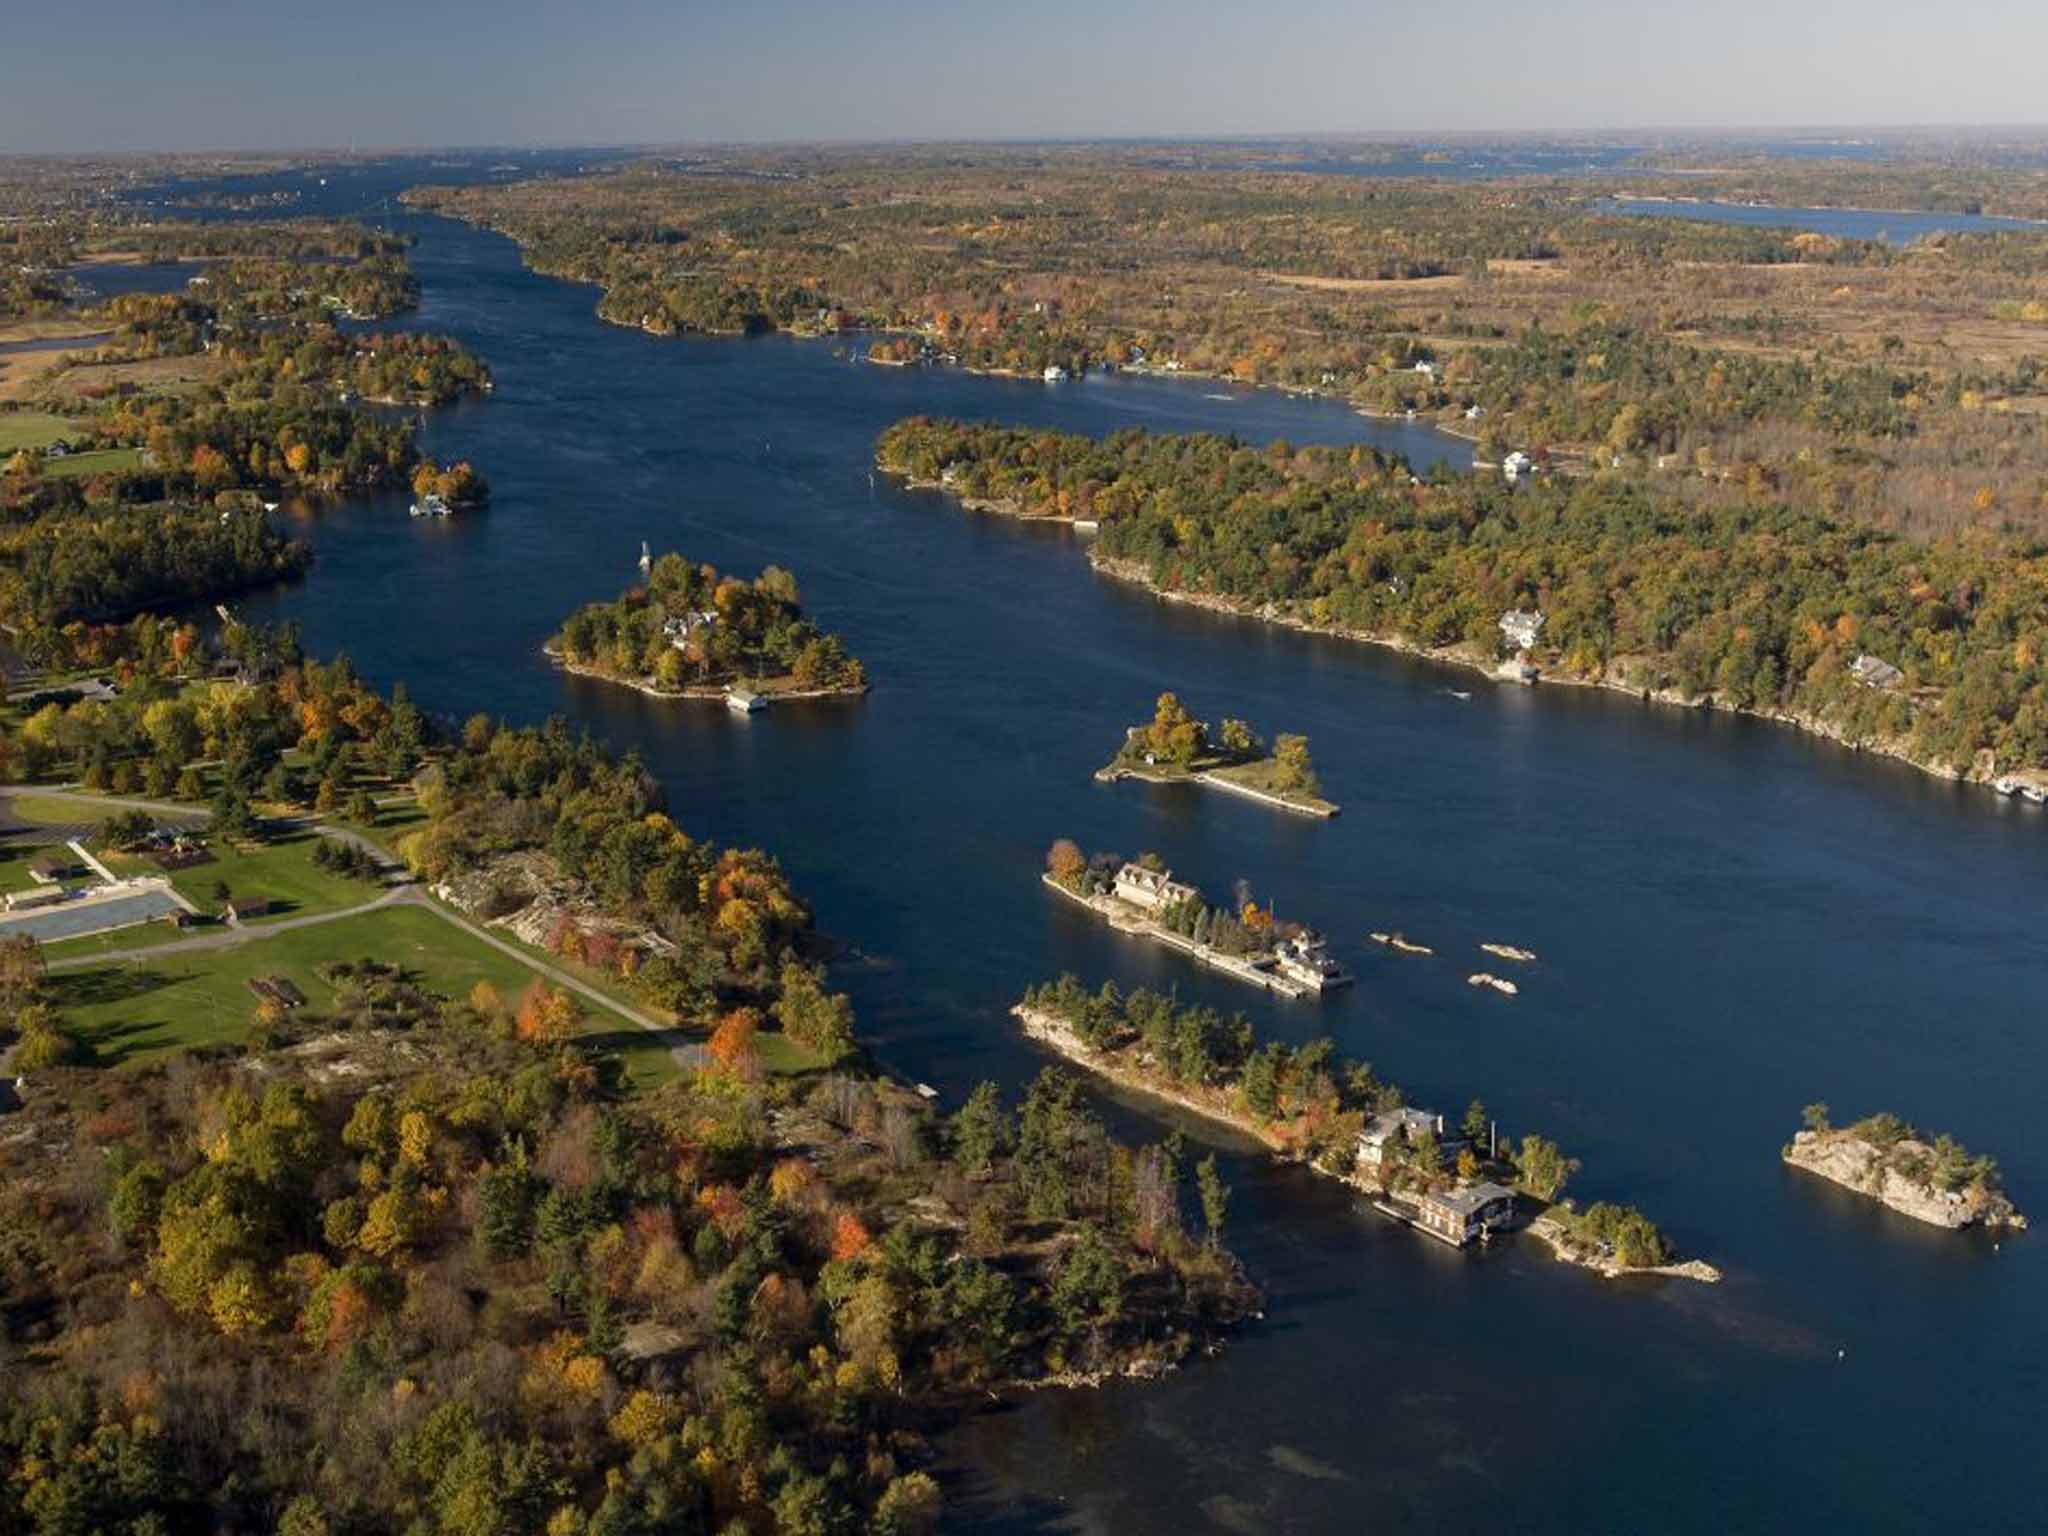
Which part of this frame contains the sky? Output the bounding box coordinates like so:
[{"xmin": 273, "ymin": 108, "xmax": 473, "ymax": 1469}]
[{"xmin": 4, "ymin": 0, "xmax": 2047, "ymax": 153}]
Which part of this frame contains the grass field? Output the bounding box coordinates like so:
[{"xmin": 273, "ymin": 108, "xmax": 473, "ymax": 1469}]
[
  {"xmin": 48, "ymin": 903, "xmax": 682, "ymax": 1087},
  {"xmin": 99, "ymin": 830, "xmax": 374, "ymax": 926},
  {"xmin": 42, "ymin": 446, "xmax": 144, "ymax": 479},
  {"xmin": 4, "ymin": 794, "xmax": 101, "ymax": 828},
  {"xmin": 0, "ymin": 412, "xmax": 77, "ymax": 453},
  {"xmin": 0, "ymin": 843, "xmax": 62, "ymax": 895}
]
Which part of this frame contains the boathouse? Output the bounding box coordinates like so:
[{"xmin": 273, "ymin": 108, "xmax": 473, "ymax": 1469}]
[{"xmin": 1414, "ymin": 1182, "xmax": 1519, "ymax": 1246}]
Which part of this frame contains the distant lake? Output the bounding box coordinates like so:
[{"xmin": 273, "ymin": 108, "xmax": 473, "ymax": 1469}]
[{"xmin": 1604, "ymin": 197, "xmax": 2045, "ymax": 244}]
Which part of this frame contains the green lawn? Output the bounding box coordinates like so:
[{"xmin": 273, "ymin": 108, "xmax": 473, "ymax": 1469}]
[
  {"xmin": 103, "ymin": 830, "xmax": 377, "ymax": 926},
  {"xmin": 43, "ymin": 447, "xmax": 144, "ymax": 479},
  {"xmin": 0, "ymin": 842, "xmax": 64, "ymax": 895},
  {"xmin": 0, "ymin": 412, "xmax": 76, "ymax": 453},
  {"xmin": 48, "ymin": 903, "xmax": 681, "ymax": 1088},
  {"xmin": 4, "ymin": 794, "xmax": 98, "ymax": 828}
]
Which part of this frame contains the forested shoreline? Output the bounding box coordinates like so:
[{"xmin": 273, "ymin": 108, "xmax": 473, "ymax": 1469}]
[
  {"xmin": 0, "ymin": 645, "xmax": 1254, "ymax": 1534},
  {"xmin": 880, "ymin": 416, "xmax": 2048, "ymax": 782}
]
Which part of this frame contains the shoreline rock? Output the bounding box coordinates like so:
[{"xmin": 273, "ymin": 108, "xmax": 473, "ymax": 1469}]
[
  {"xmin": 1783, "ymin": 1128, "xmax": 2027, "ymax": 1231},
  {"xmin": 542, "ymin": 646, "xmax": 868, "ymax": 703}
]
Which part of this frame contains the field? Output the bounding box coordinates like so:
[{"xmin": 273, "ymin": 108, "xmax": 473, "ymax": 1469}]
[
  {"xmin": 32, "ymin": 352, "xmax": 219, "ymax": 404},
  {"xmin": 41, "ymin": 446, "xmax": 144, "ymax": 478},
  {"xmin": 101, "ymin": 828, "xmax": 385, "ymax": 925},
  {"xmin": 45, "ymin": 902, "xmax": 683, "ymax": 1087},
  {"xmin": 0, "ymin": 411, "xmax": 76, "ymax": 452}
]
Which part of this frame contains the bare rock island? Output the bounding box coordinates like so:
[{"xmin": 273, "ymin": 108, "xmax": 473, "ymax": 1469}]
[{"xmin": 1783, "ymin": 1111, "xmax": 2026, "ymax": 1232}]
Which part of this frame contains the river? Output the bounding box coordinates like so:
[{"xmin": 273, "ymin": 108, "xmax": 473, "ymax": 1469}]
[{"xmin": 139, "ymin": 158, "xmax": 2042, "ymax": 1533}]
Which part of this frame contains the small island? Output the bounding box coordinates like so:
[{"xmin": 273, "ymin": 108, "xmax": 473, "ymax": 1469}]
[
  {"xmin": 1043, "ymin": 840, "xmax": 1349, "ymax": 998},
  {"xmin": 548, "ymin": 552, "xmax": 868, "ymax": 703},
  {"xmin": 1784, "ymin": 1104, "xmax": 2026, "ymax": 1231},
  {"xmin": 1014, "ymin": 975, "xmax": 1716, "ymax": 1283},
  {"xmin": 408, "ymin": 458, "xmax": 489, "ymax": 518},
  {"xmin": 1095, "ymin": 693, "xmax": 1339, "ymax": 817}
]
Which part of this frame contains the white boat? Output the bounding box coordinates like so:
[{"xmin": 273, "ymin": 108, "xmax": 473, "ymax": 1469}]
[
  {"xmin": 1274, "ymin": 932, "xmax": 1352, "ymax": 991},
  {"xmin": 410, "ymin": 493, "xmax": 451, "ymax": 519},
  {"xmin": 2024, "ymin": 786, "xmax": 2047, "ymax": 805},
  {"xmin": 1042, "ymin": 364, "xmax": 1068, "ymax": 383}
]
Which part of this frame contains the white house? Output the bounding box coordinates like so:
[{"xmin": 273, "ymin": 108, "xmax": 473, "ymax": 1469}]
[
  {"xmin": 1502, "ymin": 450, "xmax": 1534, "ymax": 481},
  {"xmin": 1357, "ymin": 1107, "xmax": 1459, "ymax": 1168},
  {"xmin": 1499, "ymin": 609, "xmax": 1546, "ymax": 652},
  {"xmin": 1849, "ymin": 653, "xmax": 1904, "ymax": 690},
  {"xmin": 1113, "ymin": 862, "xmax": 1198, "ymax": 914}
]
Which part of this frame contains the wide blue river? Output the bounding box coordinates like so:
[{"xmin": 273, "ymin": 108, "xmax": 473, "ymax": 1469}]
[{"xmin": 149, "ymin": 159, "xmax": 2041, "ymax": 1532}]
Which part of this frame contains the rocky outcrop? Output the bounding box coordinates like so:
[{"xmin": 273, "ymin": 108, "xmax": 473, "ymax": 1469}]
[{"xmin": 1783, "ymin": 1129, "xmax": 2027, "ymax": 1231}]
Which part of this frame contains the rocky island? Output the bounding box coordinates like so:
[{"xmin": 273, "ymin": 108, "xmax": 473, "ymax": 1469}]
[
  {"xmin": 1095, "ymin": 692, "xmax": 1339, "ymax": 817},
  {"xmin": 1014, "ymin": 975, "xmax": 1717, "ymax": 1283},
  {"xmin": 547, "ymin": 550, "xmax": 867, "ymax": 703},
  {"xmin": 1784, "ymin": 1104, "xmax": 2026, "ymax": 1231}
]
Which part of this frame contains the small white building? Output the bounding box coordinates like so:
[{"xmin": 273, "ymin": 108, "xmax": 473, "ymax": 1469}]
[
  {"xmin": 1502, "ymin": 450, "xmax": 1534, "ymax": 481},
  {"xmin": 1042, "ymin": 364, "xmax": 1068, "ymax": 383},
  {"xmin": 1499, "ymin": 609, "xmax": 1546, "ymax": 652},
  {"xmin": 663, "ymin": 611, "xmax": 719, "ymax": 651},
  {"xmin": 1113, "ymin": 861, "xmax": 1197, "ymax": 914}
]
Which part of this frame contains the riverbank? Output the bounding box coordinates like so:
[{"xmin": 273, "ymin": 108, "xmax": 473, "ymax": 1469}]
[
  {"xmin": 1094, "ymin": 761, "xmax": 1340, "ymax": 818},
  {"xmin": 1084, "ymin": 554, "xmax": 2009, "ymax": 797},
  {"xmin": 1041, "ymin": 874, "xmax": 1312, "ymax": 998},
  {"xmin": 543, "ymin": 646, "xmax": 868, "ymax": 704}
]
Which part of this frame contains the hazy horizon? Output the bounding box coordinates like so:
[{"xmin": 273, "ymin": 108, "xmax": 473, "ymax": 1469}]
[{"xmin": 7, "ymin": 0, "xmax": 2048, "ymax": 155}]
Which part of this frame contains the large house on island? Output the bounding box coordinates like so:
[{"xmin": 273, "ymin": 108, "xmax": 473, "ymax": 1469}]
[
  {"xmin": 1113, "ymin": 861, "xmax": 1198, "ymax": 914},
  {"xmin": 1357, "ymin": 1106, "xmax": 1466, "ymax": 1169}
]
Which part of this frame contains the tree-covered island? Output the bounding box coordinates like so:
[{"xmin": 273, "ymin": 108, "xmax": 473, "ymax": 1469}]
[
  {"xmin": 1784, "ymin": 1104, "xmax": 2026, "ymax": 1230},
  {"xmin": 1015, "ymin": 973, "xmax": 1718, "ymax": 1282},
  {"xmin": 547, "ymin": 553, "xmax": 867, "ymax": 702},
  {"xmin": 1098, "ymin": 691, "xmax": 1335, "ymax": 817}
]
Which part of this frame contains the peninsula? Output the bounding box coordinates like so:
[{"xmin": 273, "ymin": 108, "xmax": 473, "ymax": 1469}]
[
  {"xmin": 1043, "ymin": 840, "xmax": 1350, "ymax": 998},
  {"xmin": 1014, "ymin": 974, "xmax": 1717, "ymax": 1283},
  {"xmin": 547, "ymin": 551, "xmax": 867, "ymax": 702},
  {"xmin": 1784, "ymin": 1105, "xmax": 2026, "ymax": 1231},
  {"xmin": 1095, "ymin": 692, "xmax": 1338, "ymax": 817}
]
